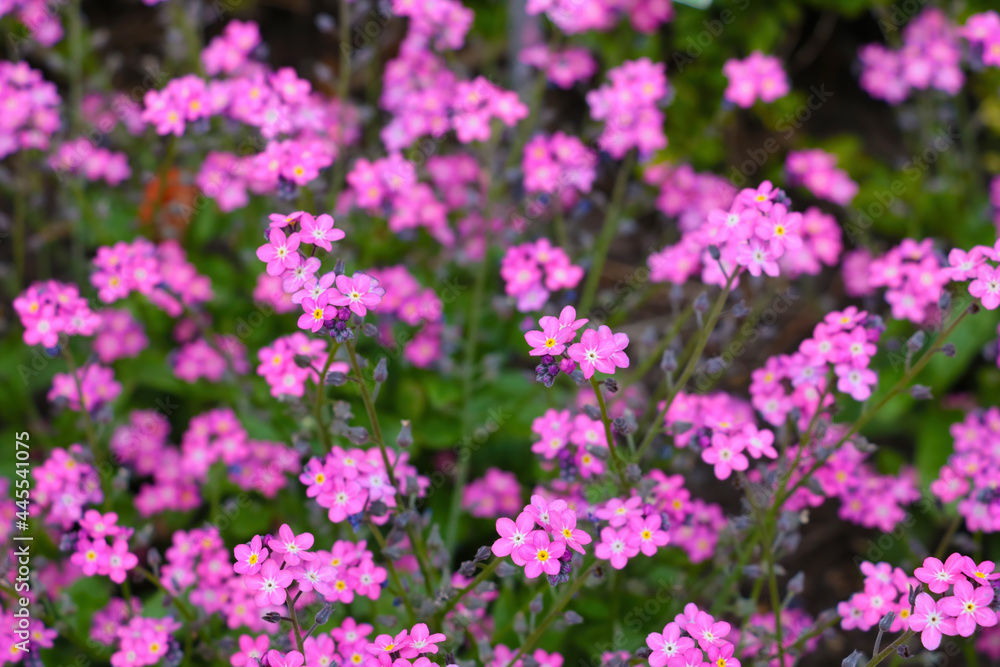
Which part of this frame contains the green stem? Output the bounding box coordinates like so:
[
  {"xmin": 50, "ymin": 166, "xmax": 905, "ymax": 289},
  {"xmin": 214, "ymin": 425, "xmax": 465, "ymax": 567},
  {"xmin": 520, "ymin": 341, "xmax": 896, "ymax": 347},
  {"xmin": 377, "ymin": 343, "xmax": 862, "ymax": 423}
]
[
  {"xmin": 634, "ymin": 269, "xmax": 738, "ymax": 460},
  {"xmin": 579, "ymin": 150, "xmax": 635, "ymax": 314},
  {"xmin": 864, "ymin": 630, "xmax": 915, "ymax": 667},
  {"xmin": 436, "ymin": 558, "xmax": 501, "ymax": 621},
  {"xmin": 618, "ymin": 305, "xmax": 694, "ymax": 387},
  {"xmin": 287, "ymin": 591, "xmax": 304, "ymax": 652},
  {"xmin": 590, "ymin": 377, "xmax": 627, "ymax": 487},
  {"xmin": 505, "ymin": 560, "xmax": 598, "ymax": 667},
  {"xmin": 136, "ymin": 566, "xmax": 196, "ymax": 622},
  {"xmin": 315, "ymin": 341, "xmax": 341, "ymax": 452},
  {"xmin": 367, "ymin": 520, "xmax": 417, "ymax": 624},
  {"xmin": 345, "ymin": 338, "xmax": 397, "ymax": 491}
]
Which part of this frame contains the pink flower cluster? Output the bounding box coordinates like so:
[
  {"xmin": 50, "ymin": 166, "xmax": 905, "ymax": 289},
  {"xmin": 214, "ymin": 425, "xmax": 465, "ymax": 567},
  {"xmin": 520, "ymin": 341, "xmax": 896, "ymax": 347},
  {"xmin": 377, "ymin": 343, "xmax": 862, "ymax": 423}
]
[
  {"xmin": 930, "ymin": 407, "xmax": 1000, "ymax": 533},
  {"xmin": 91, "ymin": 239, "xmax": 213, "ymax": 315},
  {"xmin": 644, "ymin": 603, "xmax": 740, "ymax": 667},
  {"xmin": 257, "ymin": 333, "xmax": 348, "ymax": 398},
  {"xmin": 523, "ymin": 133, "xmax": 597, "ymax": 208},
  {"xmin": 858, "ymin": 8, "xmax": 963, "ymax": 104},
  {"xmin": 107, "ymin": 408, "xmax": 299, "ymax": 515},
  {"xmin": 1, "ymin": 0, "xmax": 64, "ymax": 46},
  {"xmin": 530, "ymin": 408, "xmax": 610, "ymax": 479},
  {"xmin": 201, "ymin": 20, "xmax": 261, "ymax": 76},
  {"xmin": 520, "ymin": 45, "xmax": 597, "ymax": 89},
  {"xmin": 502, "ymin": 240, "xmax": 584, "ymax": 311},
  {"xmin": 491, "ymin": 496, "xmax": 592, "ymax": 581},
  {"xmin": 462, "ymin": 468, "xmax": 523, "ymax": 518},
  {"xmin": 839, "ymin": 555, "xmax": 998, "ymax": 650},
  {"xmin": 366, "ymin": 265, "xmax": 445, "ymax": 368},
  {"xmin": 48, "ymin": 363, "xmax": 122, "ymax": 412},
  {"xmin": 785, "ymin": 149, "xmax": 858, "ymax": 206},
  {"xmin": 172, "ymin": 335, "xmax": 250, "ymax": 383},
  {"xmin": 735, "ymin": 609, "xmax": 821, "ymax": 666},
  {"xmin": 722, "ymin": 52, "xmax": 789, "ymax": 108},
  {"xmin": 14, "ymin": 280, "xmax": 100, "ymax": 348},
  {"xmin": 587, "ymin": 58, "xmax": 668, "ymax": 159},
  {"xmin": 525, "ymin": 0, "xmax": 673, "ymax": 35},
  {"xmin": 846, "ymin": 239, "xmax": 952, "ymax": 323},
  {"xmin": 0, "ymin": 61, "xmax": 61, "ymax": 158},
  {"xmin": 524, "ymin": 306, "xmax": 630, "ymax": 383},
  {"xmin": 594, "ymin": 496, "xmax": 669, "ymax": 569},
  {"xmin": 961, "ymin": 11, "xmax": 1000, "ymax": 67},
  {"xmin": 110, "ymin": 616, "xmax": 181, "ymax": 667},
  {"xmin": 69, "ymin": 510, "xmax": 138, "ymax": 584},
  {"xmin": 300, "ymin": 446, "xmax": 429, "ymax": 525},
  {"xmin": 648, "ymin": 182, "xmax": 841, "ymax": 289},
  {"xmin": 93, "ymin": 309, "xmax": 148, "ymax": 363},
  {"xmin": 31, "ymin": 445, "xmax": 103, "ymax": 529},
  {"xmin": 49, "ymin": 138, "xmax": 131, "ymax": 184}
]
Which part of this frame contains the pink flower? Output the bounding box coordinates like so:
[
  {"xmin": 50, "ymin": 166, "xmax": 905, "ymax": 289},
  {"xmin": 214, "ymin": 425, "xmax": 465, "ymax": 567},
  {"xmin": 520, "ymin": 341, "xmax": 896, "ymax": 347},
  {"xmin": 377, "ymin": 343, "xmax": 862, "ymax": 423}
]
[
  {"xmin": 298, "ymin": 293, "xmax": 334, "ymax": 332},
  {"xmin": 969, "ymin": 264, "xmax": 1000, "ymax": 310},
  {"xmin": 705, "ymin": 643, "xmax": 740, "ymax": 667},
  {"xmin": 300, "ymin": 213, "xmax": 345, "ymax": 252},
  {"xmin": 516, "ymin": 531, "xmax": 566, "ymax": 578},
  {"xmin": 400, "ymin": 623, "xmax": 447, "ymax": 658},
  {"xmin": 549, "ymin": 508, "xmax": 592, "ymax": 555},
  {"xmin": 493, "ymin": 512, "xmax": 537, "ymax": 564},
  {"xmin": 834, "ymin": 363, "xmax": 878, "ymax": 402},
  {"xmin": 244, "ymin": 559, "xmax": 294, "ymax": 607},
  {"xmin": 233, "ymin": 535, "xmax": 268, "ymax": 575},
  {"xmin": 939, "ymin": 579, "xmax": 997, "ymax": 637},
  {"xmin": 567, "ymin": 326, "xmax": 630, "ymax": 379},
  {"xmin": 629, "ymin": 514, "xmax": 669, "ymax": 556},
  {"xmin": 524, "ymin": 494, "xmax": 569, "ymax": 528},
  {"xmin": 101, "ymin": 539, "xmax": 138, "ymax": 584},
  {"xmin": 687, "ymin": 611, "xmax": 731, "ymax": 651},
  {"xmin": 330, "ymin": 272, "xmax": 385, "ymax": 317},
  {"xmin": 525, "ymin": 317, "xmax": 575, "ymax": 356},
  {"xmin": 270, "ymin": 524, "xmax": 315, "ymax": 566},
  {"xmin": 316, "ymin": 479, "xmax": 368, "ymax": 523},
  {"xmin": 701, "ymin": 432, "xmax": 749, "ymax": 480},
  {"xmin": 645, "ymin": 622, "xmax": 694, "ymax": 667},
  {"xmin": 909, "ymin": 592, "xmax": 958, "ymax": 650},
  {"xmin": 914, "ymin": 553, "xmax": 966, "ymax": 594},
  {"xmin": 266, "ymin": 651, "xmax": 305, "ymax": 667},
  {"xmin": 963, "ymin": 557, "xmax": 1000, "ymax": 583},
  {"xmin": 594, "ymin": 526, "xmax": 639, "ymax": 570},
  {"xmin": 366, "ymin": 630, "xmax": 411, "ymax": 667},
  {"xmin": 256, "ymin": 229, "xmax": 301, "ymax": 276},
  {"xmin": 736, "ymin": 239, "xmax": 779, "ymax": 277}
]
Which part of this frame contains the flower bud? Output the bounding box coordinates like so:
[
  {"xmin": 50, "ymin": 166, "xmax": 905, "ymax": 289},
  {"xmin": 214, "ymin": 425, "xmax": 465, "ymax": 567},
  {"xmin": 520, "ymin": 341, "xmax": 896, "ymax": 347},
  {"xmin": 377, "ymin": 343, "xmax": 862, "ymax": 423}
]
[
  {"xmin": 787, "ymin": 571, "xmax": 805, "ymax": 595},
  {"xmin": 326, "ymin": 371, "xmax": 348, "ymax": 386},
  {"xmin": 896, "ymin": 645, "xmax": 911, "ymax": 658},
  {"xmin": 474, "ymin": 546, "xmax": 492, "ymax": 563},
  {"xmin": 603, "ymin": 378, "xmax": 619, "ymax": 394},
  {"xmin": 362, "ymin": 323, "xmax": 379, "ymax": 337},
  {"xmin": 459, "ymin": 560, "xmax": 477, "ymax": 577},
  {"xmin": 693, "ymin": 292, "xmax": 709, "ymax": 313},
  {"xmin": 396, "ymin": 420, "xmax": 413, "ymax": 448},
  {"xmin": 910, "ymin": 385, "xmax": 933, "ymax": 400},
  {"xmin": 262, "ymin": 611, "xmax": 282, "ymax": 624},
  {"xmin": 707, "ymin": 245, "xmax": 721, "ymax": 260},
  {"xmin": 316, "ymin": 604, "xmax": 334, "ymax": 624},
  {"xmin": 841, "ymin": 650, "xmax": 864, "ymax": 667},
  {"xmin": 907, "ymin": 330, "xmax": 925, "ymax": 353},
  {"xmin": 373, "ymin": 358, "xmax": 388, "ymax": 382},
  {"xmin": 345, "ymin": 426, "xmax": 369, "ymax": 444},
  {"xmin": 293, "ymin": 354, "xmax": 313, "ymax": 369},
  {"xmin": 939, "ymin": 343, "xmax": 956, "ymax": 357},
  {"xmin": 878, "ymin": 611, "xmax": 895, "ymax": 632},
  {"xmin": 334, "ymin": 259, "xmax": 346, "ymax": 275},
  {"xmin": 660, "ymin": 349, "xmax": 677, "ymax": 373}
]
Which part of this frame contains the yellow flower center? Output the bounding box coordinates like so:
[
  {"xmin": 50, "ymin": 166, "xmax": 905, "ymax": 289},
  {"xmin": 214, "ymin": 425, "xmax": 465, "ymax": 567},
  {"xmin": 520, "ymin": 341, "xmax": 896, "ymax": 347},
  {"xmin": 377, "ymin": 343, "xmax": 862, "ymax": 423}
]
[{"xmin": 537, "ymin": 550, "xmax": 549, "ymax": 562}]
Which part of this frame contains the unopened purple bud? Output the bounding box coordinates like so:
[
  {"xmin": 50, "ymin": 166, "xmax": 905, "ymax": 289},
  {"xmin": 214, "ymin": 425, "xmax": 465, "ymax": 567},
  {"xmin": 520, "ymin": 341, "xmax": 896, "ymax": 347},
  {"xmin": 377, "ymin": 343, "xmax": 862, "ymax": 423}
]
[
  {"xmin": 693, "ymin": 292, "xmax": 710, "ymax": 313},
  {"xmin": 910, "ymin": 385, "xmax": 933, "ymax": 400},
  {"xmin": 559, "ymin": 358, "xmax": 577, "ymax": 375},
  {"xmin": 337, "ymin": 307, "xmax": 352, "ymax": 321}
]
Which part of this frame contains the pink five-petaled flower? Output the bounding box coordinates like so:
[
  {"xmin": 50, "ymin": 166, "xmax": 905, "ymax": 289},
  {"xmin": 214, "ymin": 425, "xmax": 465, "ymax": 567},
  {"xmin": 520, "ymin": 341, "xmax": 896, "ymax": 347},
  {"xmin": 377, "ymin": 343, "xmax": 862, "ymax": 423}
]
[
  {"xmin": 909, "ymin": 592, "xmax": 958, "ymax": 650},
  {"xmin": 524, "ymin": 494, "xmax": 569, "ymax": 528},
  {"xmin": 554, "ymin": 305, "xmax": 587, "ymax": 333},
  {"xmin": 706, "ymin": 644, "xmax": 741, "ymax": 667},
  {"xmin": 399, "ymin": 623, "xmax": 447, "ymax": 658},
  {"xmin": 969, "ymin": 264, "xmax": 1000, "ymax": 310},
  {"xmin": 300, "ymin": 213, "xmax": 345, "ymax": 252},
  {"xmin": 270, "ymin": 524, "xmax": 315, "ymax": 567},
  {"xmin": 103, "ymin": 539, "xmax": 138, "ymax": 584},
  {"xmin": 702, "ymin": 432, "xmax": 749, "ymax": 480},
  {"xmin": 298, "ymin": 293, "xmax": 334, "ymax": 333},
  {"xmin": 233, "ymin": 535, "xmax": 269, "ymax": 575},
  {"xmin": 266, "ymin": 650, "xmax": 305, "ymax": 667},
  {"xmin": 594, "ymin": 526, "xmax": 639, "ymax": 570},
  {"xmin": 914, "ymin": 553, "xmax": 966, "ymax": 594},
  {"xmin": 492, "ymin": 512, "xmax": 537, "ymax": 566},
  {"xmin": 645, "ymin": 622, "xmax": 694, "ymax": 667},
  {"xmin": 549, "ymin": 508, "xmax": 592, "ymax": 554},
  {"xmin": 366, "ymin": 631, "xmax": 411, "ymax": 667},
  {"xmin": 244, "ymin": 558, "xmax": 294, "ymax": 607},
  {"xmin": 517, "ymin": 531, "xmax": 566, "ymax": 578},
  {"xmin": 939, "ymin": 579, "xmax": 997, "ymax": 637},
  {"xmin": 963, "ymin": 557, "xmax": 1000, "ymax": 583},
  {"xmin": 330, "ymin": 272, "xmax": 384, "ymax": 317},
  {"xmin": 629, "ymin": 514, "xmax": 669, "ymax": 556},
  {"xmin": 256, "ymin": 229, "xmax": 301, "ymax": 276},
  {"xmin": 687, "ymin": 611, "xmax": 731, "ymax": 651},
  {"xmin": 525, "ymin": 317, "xmax": 575, "ymax": 356},
  {"xmin": 567, "ymin": 326, "xmax": 629, "ymax": 379}
]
